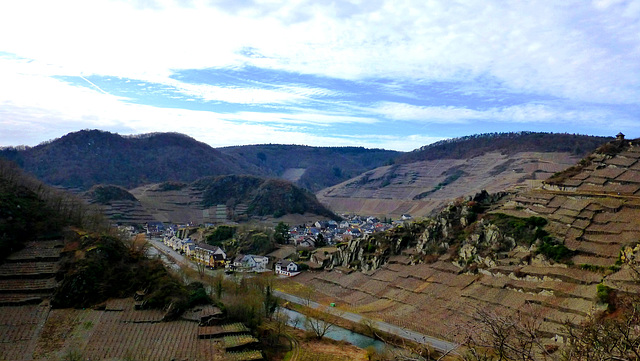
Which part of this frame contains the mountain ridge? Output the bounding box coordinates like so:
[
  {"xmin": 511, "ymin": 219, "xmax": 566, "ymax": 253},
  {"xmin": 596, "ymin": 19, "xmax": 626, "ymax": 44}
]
[{"xmin": 318, "ymin": 132, "xmax": 614, "ymax": 218}]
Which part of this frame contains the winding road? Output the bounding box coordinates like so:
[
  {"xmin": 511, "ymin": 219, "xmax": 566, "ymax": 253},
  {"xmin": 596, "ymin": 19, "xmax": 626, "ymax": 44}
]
[{"xmin": 146, "ymin": 237, "xmax": 459, "ymax": 355}]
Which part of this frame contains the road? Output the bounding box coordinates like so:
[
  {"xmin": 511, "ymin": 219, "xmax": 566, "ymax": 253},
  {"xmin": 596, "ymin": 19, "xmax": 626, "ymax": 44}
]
[
  {"xmin": 273, "ymin": 290, "xmax": 458, "ymax": 355},
  {"xmin": 146, "ymin": 237, "xmax": 458, "ymax": 355}
]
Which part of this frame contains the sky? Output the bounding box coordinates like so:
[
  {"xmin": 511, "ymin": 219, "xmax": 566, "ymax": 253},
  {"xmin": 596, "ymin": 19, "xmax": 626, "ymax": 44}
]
[{"xmin": 0, "ymin": 0, "xmax": 639, "ymax": 151}]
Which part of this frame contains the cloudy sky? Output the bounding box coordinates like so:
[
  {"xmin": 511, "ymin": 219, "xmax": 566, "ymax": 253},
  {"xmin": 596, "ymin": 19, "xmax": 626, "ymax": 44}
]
[{"xmin": 1, "ymin": 0, "xmax": 638, "ymax": 151}]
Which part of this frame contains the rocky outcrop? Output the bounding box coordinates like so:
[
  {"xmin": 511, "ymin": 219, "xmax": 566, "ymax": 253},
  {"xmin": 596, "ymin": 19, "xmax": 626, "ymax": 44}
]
[{"xmin": 324, "ymin": 190, "xmax": 512, "ymax": 272}]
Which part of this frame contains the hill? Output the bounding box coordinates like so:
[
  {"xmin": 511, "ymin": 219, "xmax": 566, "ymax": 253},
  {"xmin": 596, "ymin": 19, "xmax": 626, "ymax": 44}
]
[
  {"xmin": 317, "ymin": 132, "xmax": 613, "ymax": 218},
  {"xmin": 129, "ymin": 175, "xmax": 338, "ymax": 224},
  {"xmin": 397, "ymin": 132, "xmax": 611, "ymax": 164},
  {"xmin": 289, "ymin": 134, "xmax": 640, "ymax": 356},
  {"xmin": 196, "ymin": 175, "xmax": 338, "ymax": 219},
  {"xmin": 0, "ymin": 131, "xmax": 401, "ymax": 193},
  {"xmin": 84, "ymin": 184, "xmax": 155, "ymax": 224},
  {"xmin": 219, "ymin": 144, "xmax": 400, "ymax": 192},
  {"xmin": 0, "ymin": 130, "xmax": 262, "ymax": 190},
  {"xmin": 0, "ymin": 158, "xmax": 223, "ymax": 360}
]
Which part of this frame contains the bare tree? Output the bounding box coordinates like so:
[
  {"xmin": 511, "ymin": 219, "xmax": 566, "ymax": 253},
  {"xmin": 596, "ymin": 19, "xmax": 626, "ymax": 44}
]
[
  {"xmin": 562, "ymin": 293, "xmax": 640, "ymax": 361},
  {"xmin": 305, "ymin": 308, "xmax": 342, "ymax": 339},
  {"xmin": 195, "ymin": 260, "xmax": 206, "ymax": 279},
  {"xmin": 461, "ymin": 305, "xmax": 553, "ymax": 361},
  {"xmin": 300, "ymin": 284, "xmax": 315, "ymax": 307}
]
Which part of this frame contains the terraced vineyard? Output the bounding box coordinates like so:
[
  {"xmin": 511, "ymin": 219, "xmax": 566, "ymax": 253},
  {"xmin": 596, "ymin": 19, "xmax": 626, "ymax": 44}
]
[
  {"xmin": 223, "ymin": 334, "xmax": 259, "ymax": 350},
  {"xmin": 0, "ymin": 240, "xmax": 62, "ymax": 306},
  {"xmin": 290, "ymin": 138, "xmax": 640, "ymax": 349},
  {"xmin": 226, "ymin": 350, "xmax": 264, "ymax": 361},
  {"xmin": 318, "ymin": 151, "xmax": 581, "ymax": 218},
  {"xmin": 0, "ymin": 304, "xmax": 50, "ymax": 360}
]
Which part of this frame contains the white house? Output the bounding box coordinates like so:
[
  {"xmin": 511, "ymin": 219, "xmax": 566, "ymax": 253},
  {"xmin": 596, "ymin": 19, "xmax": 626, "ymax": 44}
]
[
  {"xmin": 275, "ymin": 260, "xmax": 300, "ymax": 277},
  {"xmin": 234, "ymin": 254, "xmax": 269, "ymax": 272}
]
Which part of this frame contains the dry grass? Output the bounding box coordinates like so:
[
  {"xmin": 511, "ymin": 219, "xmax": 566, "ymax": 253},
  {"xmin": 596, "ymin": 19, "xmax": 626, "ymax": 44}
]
[{"xmin": 292, "ymin": 329, "xmax": 368, "ymax": 361}]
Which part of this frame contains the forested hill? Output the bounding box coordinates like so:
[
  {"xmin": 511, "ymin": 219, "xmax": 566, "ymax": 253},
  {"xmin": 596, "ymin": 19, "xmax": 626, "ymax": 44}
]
[
  {"xmin": 194, "ymin": 175, "xmax": 338, "ymax": 219},
  {"xmin": 397, "ymin": 132, "xmax": 612, "ymax": 164},
  {"xmin": 0, "ymin": 130, "xmax": 262, "ymax": 190},
  {"xmin": 219, "ymin": 144, "xmax": 400, "ymax": 192}
]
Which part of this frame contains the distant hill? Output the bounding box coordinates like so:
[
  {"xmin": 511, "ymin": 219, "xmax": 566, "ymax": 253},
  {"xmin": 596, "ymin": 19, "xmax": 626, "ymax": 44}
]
[
  {"xmin": 219, "ymin": 144, "xmax": 400, "ymax": 192},
  {"xmin": 84, "ymin": 184, "xmax": 155, "ymax": 224},
  {"xmin": 1, "ymin": 131, "xmax": 401, "ymax": 193},
  {"xmin": 195, "ymin": 175, "xmax": 338, "ymax": 219},
  {"xmin": 317, "ymin": 132, "xmax": 614, "ymax": 218},
  {"xmin": 397, "ymin": 132, "xmax": 611, "ymax": 164},
  {"xmin": 0, "ymin": 130, "xmax": 262, "ymax": 190}
]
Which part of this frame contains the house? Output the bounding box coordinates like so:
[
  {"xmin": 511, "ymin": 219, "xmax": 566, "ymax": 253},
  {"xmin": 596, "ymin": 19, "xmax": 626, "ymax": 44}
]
[
  {"xmin": 296, "ymin": 237, "xmax": 316, "ymax": 249},
  {"xmin": 401, "ymin": 214, "xmax": 412, "ymax": 221},
  {"xmin": 193, "ymin": 243, "xmax": 227, "ymax": 268},
  {"xmin": 145, "ymin": 222, "xmax": 165, "ymax": 237},
  {"xmin": 346, "ymin": 228, "xmax": 362, "ymax": 237},
  {"xmin": 275, "ymin": 260, "xmax": 300, "ymax": 277},
  {"xmin": 181, "ymin": 238, "xmax": 195, "ymax": 255},
  {"xmin": 234, "ymin": 254, "xmax": 269, "ymax": 272},
  {"xmin": 266, "ymin": 246, "xmax": 297, "ymax": 265}
]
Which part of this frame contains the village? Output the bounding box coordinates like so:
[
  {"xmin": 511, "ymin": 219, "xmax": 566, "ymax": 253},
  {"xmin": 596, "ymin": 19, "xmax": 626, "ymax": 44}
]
[{"xmin": 153, "ymin": 213, "xmax": 411, "ymax": 278}]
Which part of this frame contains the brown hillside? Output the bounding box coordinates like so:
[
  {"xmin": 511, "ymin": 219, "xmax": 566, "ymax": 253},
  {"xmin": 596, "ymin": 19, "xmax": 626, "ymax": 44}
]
[
  {"xmin": 286, "ymin": 137, "xmax": 640, "ymax": 350},
  {"xmin": 318, "ymin": 151, "xmax": 581, "ymax": 218}
]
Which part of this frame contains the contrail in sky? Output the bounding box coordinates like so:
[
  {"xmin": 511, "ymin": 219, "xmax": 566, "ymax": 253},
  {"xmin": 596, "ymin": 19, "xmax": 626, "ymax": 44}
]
[{"xmin": 79, "ymin": 75, "xmax": 108, "ymax": 94}]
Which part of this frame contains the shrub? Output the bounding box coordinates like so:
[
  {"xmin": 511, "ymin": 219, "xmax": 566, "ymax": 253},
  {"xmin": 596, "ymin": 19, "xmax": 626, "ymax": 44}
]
[
  {"xmin": 538, "ymin": 239, "xmax": 573, "ymax": 262},
  {"xmin": 596, "ymin": 283, "xmax": 614, "ymax": 305}
]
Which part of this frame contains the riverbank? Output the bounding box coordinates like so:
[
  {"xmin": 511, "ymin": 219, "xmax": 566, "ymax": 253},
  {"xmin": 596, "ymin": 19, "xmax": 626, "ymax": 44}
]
[{"xmin": 278, "ymin": 293, "xmax": 457, "ymax": 361}]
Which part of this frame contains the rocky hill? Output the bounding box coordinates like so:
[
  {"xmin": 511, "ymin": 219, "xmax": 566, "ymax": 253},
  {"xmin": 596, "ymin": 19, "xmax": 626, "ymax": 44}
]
[
  {"xmin": 317, "ymin": 132, "xmax": 612, "ymax": 218},
  {"xmin": 0, "ymin": 130, "xmax": 263, "ymax": 190},
  {"xmin": 292, "ymin": 134, "xmax": 640, "ymax": 351}
]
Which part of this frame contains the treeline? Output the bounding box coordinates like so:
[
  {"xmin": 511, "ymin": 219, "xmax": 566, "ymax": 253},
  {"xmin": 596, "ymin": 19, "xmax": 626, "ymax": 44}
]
[{"xmin": 398, "ymin": 132, "xmax": 612, "ymax": 164}]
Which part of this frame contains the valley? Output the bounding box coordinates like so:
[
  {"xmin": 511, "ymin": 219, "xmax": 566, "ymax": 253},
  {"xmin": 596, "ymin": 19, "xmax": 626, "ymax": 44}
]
[{"xmin": 2, "ymin": 130, "xmax": 639, "ymax": 360}]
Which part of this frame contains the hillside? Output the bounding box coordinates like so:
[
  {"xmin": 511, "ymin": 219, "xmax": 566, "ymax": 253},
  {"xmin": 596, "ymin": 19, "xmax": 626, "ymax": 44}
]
[
  {"xmin": 0, "ymin": 130, "xmax": 262, "ymax": 190},
  {"xmin": 0, "ymin": 131, "xmax": 401, "ymax": 193},
  {"xmin": 397, "ymin": 132, "xmax": 611, "ymax": 164},
  {"xmin": 84, "ymin": 184, "xmax": 155, "ymax": 224},
  {"xmin": 287, "ymin": 135, "xmax": 640, "ymax": 354},
  {"xmin": 0, "ymin": 159, "xmax": 224, "ymax": 360},
  {"xmin": 131, "ymin": 175, "xmax": 337, "ymax": 224},
  {"xmin": 219, "ymin": 144, "xmax": 400, "ymax": 192},
  {"xmin": 317, "ymin": 132, "xmax": 613, "ymax": 218},
  {"xmin": 196, "ymin": 175, "xmax": 337, "ymax": 219}
]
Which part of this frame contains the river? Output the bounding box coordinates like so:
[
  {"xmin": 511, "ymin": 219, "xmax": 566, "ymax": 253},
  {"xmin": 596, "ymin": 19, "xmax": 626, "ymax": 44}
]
[{"xmin": 279, "ymin": 307, "xmax": 390, "ymax": 353}]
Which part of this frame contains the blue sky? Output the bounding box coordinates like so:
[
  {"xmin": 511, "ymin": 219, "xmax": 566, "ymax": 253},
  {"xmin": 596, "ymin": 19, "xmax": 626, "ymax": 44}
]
[{"xmin": 0, "ymin": 0, "xmax": 638, "ymax": 151}]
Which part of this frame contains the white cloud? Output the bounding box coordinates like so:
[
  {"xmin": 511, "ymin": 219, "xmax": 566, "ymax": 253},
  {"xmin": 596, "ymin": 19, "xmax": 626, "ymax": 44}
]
[
  {"xmin": 0, "ymin": 0, "xmax": 638, "ymax": 150},
  {"xmin": 221, "ymin": 110, "xmax": 378, "ymax": 126},
  {"xmin": 374, "ymin": 102, "xmax": 621, "ymax": 125},
  {"xmin": 1, "ymin": 0, "xmax": 638, "ymax": 104}
]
